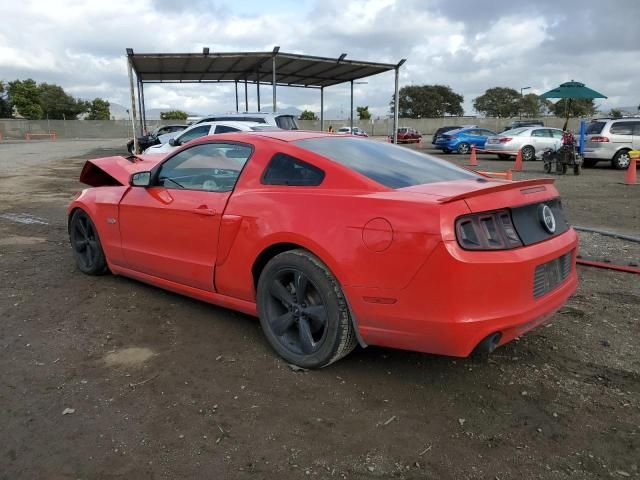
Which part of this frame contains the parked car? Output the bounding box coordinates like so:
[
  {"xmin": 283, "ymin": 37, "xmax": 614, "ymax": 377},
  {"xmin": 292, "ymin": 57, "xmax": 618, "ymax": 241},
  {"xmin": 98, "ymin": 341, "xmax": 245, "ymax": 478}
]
[
  {"xmin": 69, "ymin": 131, "xmax": 577, "ymax": 368},
  {"xmin": 127, "ymin": 124, "xmax": 188, "ymax": 154},
  {"xmin": 391, "ymin": 127, "xmax": 422, "ymax": 143},
  {"xmin": 432, "ymin": 125, "xmax": 466, "ymax": 144},
  {"xmin": 583, "ymin": 118, "xmax": 640, "ymax": 169},
  {"xmin": 143, "ymin": 122, "xmax": 278, "ymax": 155},
  {"xmin": 336, "ymin": 127, "xmax": 368, "ymax": 137},
  {"xmin": 433, "ymin": 127, "xmax": 496, "ymax": 154},
  {"xmin": 485, "ymin": 127, "xmax": 564, "ymax": 160},
  {"xmin": 195, "ymin": 112, "xmax": 299, "ymax": 130},
  {"xmin": 501, "ymin": 120, "xmax": 544, "ymax": 132}
]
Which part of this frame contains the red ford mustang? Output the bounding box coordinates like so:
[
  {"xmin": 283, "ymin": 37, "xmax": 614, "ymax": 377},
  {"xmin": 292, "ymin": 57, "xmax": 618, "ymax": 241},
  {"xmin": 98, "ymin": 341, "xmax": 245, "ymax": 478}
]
[{"xmin": 69, "ymin": 131, "xmax": 578, "ymax": 368}]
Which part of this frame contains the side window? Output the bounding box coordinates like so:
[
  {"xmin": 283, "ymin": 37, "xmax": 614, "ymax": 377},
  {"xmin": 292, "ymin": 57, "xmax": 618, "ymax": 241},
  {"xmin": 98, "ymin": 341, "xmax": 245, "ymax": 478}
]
[
  {"xmin": 275, "ymin": 116, "xmax": 298, "ymax": 130},
  {"xmin": 531, "ymin": 129, "xmax": 546, "ymax": 137},
  {"xmin": 156, "ymin": 143, "xmax": 252, "ymax": 192},
  {"xmin": 609, "ymin": 122, "xmax": 633, "ymax": 135},
  {"xmin": 215, "ymin": 125, "xmax": 241, "ymax": 134},
  {"xmin": 262, "ymin": 153, "xmax": 325, "ymax": 186},
  {"xmin": 550, "ymin": 129, "xmax": 564, "ymax": 139},
  {"xmin": 177, "ymin": 125, "xmax": 212, "ymax": 144}
]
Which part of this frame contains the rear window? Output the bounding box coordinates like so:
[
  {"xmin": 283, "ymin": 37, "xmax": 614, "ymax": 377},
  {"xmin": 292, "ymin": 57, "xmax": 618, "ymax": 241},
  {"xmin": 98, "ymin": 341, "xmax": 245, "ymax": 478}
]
[
  {"xmin": 200, "ymin": 116, "xmax": 266, "ymax": 124},
  {"xmin": 275, "ymin": 115, "xmax": 299, "ymax": 130},
  {"xmin": 586, "ymin": 121, "xmax": 605, "ymax": 135},
  {"xmin": 501, "ymin": 127, "xmax": 529, "ymax": 136},
  {"xmin": 295, "ymin": 137, "xmax": 480, "ymax": 189}
]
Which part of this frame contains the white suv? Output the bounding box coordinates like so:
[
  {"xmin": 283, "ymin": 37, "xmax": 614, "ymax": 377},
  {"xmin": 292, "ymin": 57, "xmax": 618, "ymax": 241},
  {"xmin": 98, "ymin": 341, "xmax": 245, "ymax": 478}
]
[
  {"xmin": 583, "ymin": 118, "xmax": 640, "ymax": 169},
  {"xmin": 194, "ymin": 112, "xmax": 299, "ymax": 130}
]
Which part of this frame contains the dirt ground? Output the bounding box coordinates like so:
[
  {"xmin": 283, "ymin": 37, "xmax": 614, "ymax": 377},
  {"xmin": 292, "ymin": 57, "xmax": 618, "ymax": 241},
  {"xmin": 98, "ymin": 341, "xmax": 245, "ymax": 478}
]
[{"xmin": 1, "ymin": 139, "xmax": 638, "ymax": 479}]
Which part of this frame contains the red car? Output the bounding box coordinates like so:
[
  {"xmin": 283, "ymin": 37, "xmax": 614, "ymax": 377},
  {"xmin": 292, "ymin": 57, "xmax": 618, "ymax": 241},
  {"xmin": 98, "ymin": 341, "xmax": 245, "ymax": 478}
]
[
  {"xmin": 390, "ymin": 127, "xmax": 422, "ymax": 143},
  {"xmin": 69, "ymin": 131, "xmax": 578, "ymax": 368}
]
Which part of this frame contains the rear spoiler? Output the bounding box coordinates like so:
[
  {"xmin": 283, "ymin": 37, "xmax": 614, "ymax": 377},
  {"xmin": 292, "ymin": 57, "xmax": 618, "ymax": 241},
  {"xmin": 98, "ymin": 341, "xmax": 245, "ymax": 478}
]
[{"xmin": 437, "ymin": 178, "xmax": 555, "ymax": 203}]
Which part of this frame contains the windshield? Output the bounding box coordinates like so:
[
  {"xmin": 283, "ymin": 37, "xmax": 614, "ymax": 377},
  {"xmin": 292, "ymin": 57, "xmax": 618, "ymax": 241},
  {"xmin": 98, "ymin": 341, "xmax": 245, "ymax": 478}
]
[
  {"xmin": 295, "ymin": 137, "xmax": 481, "ymax": 189},
  {"xmin": 275, "ymin": 115, "xmax": 299, "ymax": 130},
  {"xmin": 338, "ymin": 128, "xmax": 350, "ymax": 132}
]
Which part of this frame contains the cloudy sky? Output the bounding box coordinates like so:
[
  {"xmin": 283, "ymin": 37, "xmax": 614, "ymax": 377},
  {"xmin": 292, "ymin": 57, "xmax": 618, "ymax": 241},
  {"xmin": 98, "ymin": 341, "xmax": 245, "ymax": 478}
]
[{"xmin": 1, "ymin": 0, "xmax": 639, "ymax": 117}]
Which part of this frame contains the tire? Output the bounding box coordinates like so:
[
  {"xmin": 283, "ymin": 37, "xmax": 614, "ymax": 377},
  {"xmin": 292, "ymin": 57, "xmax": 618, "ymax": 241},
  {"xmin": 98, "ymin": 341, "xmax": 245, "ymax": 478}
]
[
  {"xmin": 256, "ymin": 249, "xmax": 357, "ymax": 369},
  {"xmin": 583, "ymin": 158, "xmax": 598, "ymax": 168},
  {"xmin": 457, "ymin": 142, "xmax": 471, "ymax": 154},
  {"xmin": 498, "ymin": 154, "xmax": 511, "ymax": 160},
  {"xmin": 521, "ymin": 145, "xmax": 535, "ymax": 161},
  {"xmin": 544, "ymin": 162, "xmax": 552, "ymax": 174},
  {"xmin": 442, "ymin": 149, "xmax": 451, "ymax": 154},
  {"xmin": 69, "ymin": 209, "xmax": 108, "ymax": 275},
  {"xmin": 574, "ymin": 164, "xmax": 581, "ymax": 175},
  {"xmin": 612, "ymin": 150, "xmax": 631, "ymax": 170},
  {"xmin": 560, "ymin": 163, "xmax": 568, "ymax": 175}
]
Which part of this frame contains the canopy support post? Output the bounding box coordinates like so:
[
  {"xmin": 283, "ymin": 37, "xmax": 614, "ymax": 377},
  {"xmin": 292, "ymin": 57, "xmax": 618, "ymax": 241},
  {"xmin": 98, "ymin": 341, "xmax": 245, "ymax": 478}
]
[
  {"xmin": 140, "ymin": 81, "xmax": 147, "ymax": 133},
  {"xmin": 320, "ymin": 86, "xmax": 324, "ymax": 131},
  {"xmin": 136, "ymin": 79, "xmax": 143, "ymax": 134},
  {"xmin": 272, "ymin": 56, "xmax": 277, "ymax": 112},
  {"xmin": 393, "ymin": 59, "xmax": 406, "ymax": 144},
  {"xmin": 350, "ymin": 80, "xmax": 354, "ymax": 132},
  {"xmin": 235, "ymin": 81, "xmax": 239, "ymax": 112},
  {"xmin": 244, "ymin": 78, "xmax": 248, "ymax": 112},
  {"xmin": 126, "ymin": 53, "xmax": 139, "ymax": 153},
  {"xmin": 256, "ymin": 72, "xmax": 261, "ymax": 112}
]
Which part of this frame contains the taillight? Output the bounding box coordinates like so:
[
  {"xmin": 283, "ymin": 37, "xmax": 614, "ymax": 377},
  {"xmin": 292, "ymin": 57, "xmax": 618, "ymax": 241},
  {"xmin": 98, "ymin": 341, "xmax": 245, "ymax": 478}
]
[
  {"xmin": 590, "ymin": 136, "xmax": 609, "ymax": 142},
  {"xmin": 498, "ymin": 137, "xmax": 512, "ymax": 143},
  {"xmin": 455, "ymin": 209, "xmax": 522, "ymax": 250}
]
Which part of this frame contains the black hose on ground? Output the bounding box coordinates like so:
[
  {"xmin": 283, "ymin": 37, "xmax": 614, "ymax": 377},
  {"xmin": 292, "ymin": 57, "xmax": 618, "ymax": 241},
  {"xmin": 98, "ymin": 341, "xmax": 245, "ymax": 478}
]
[{"xmin": 573, "ymin": 226, "xmax": 640, "ymax": 244}]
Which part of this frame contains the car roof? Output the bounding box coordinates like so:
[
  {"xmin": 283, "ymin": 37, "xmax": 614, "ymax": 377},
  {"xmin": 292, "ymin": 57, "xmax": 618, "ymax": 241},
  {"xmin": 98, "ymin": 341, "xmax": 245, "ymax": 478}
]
[
  {"xmin": 188, "ymin": 121, "xmax": 265, "ymax": 129},
  {"xmin": 201, "ymin": 112, "xmax": 295, "ymax": 119}
]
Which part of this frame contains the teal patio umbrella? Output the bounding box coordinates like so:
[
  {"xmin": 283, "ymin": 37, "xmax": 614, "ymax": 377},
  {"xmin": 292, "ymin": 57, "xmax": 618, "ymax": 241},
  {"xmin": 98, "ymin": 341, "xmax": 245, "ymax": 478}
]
[{"xmin": 540, "ymin": 81, "xmax": 607, "ymax": 130}]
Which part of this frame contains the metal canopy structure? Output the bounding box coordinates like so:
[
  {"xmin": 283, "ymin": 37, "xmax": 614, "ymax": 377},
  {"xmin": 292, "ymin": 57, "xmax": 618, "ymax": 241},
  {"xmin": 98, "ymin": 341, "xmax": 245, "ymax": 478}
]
[{"xmin": 126, "ymin": 47, "xmax": 406, "ymax": 151}]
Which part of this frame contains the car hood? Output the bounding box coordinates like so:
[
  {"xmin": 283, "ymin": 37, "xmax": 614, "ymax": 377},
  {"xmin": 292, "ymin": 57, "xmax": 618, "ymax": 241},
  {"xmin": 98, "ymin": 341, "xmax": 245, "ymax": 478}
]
[{"xmin": 79, "ymin": 154, "xmax": 166, "ymax": 187}]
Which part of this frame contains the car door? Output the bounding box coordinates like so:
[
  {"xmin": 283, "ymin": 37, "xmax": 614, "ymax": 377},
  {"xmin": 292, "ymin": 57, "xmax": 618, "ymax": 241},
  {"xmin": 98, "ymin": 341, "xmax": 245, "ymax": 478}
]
[
  {"xmin": 118, "ymin": 142, "xmax": 253, "ymax": 291},
  {"xmin": 633, "ymin": 122, "xmax": 640, "ymax": 150},
  {"xmin": 531, "ymin": 128, "xmax": 554, "ymax": 151},
  {"xmin": 609, "ymin": 121, "xmax": 635, "ymax": 149}
]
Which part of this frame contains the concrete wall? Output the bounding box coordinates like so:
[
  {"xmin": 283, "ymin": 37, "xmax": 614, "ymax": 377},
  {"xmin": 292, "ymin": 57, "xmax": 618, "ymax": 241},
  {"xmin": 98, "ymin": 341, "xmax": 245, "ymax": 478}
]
[{"xmin": 0, "ymin": 117, "xmax": 584, "ymax": 140}]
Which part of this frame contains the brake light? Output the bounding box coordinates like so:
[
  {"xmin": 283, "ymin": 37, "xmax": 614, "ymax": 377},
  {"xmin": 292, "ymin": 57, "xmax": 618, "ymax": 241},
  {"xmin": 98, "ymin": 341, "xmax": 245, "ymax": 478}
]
[
  {"xmin": 590, "ymin": 136, "xmax": 609, "ymax": 142},
  {"xmin": 498, "ymin": 137, "xmax": 512, "ymax": 143},
  {"xmin": 455, "ymin": 209, "xmax": 522, "ymax": 250}
]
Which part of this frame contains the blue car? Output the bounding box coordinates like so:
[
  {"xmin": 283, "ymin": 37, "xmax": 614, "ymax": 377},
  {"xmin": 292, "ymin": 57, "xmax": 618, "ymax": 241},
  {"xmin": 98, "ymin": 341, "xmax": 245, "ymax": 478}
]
[{"xmin": 433, "ymin": 127, "xmax": 496, "ymax": 154}]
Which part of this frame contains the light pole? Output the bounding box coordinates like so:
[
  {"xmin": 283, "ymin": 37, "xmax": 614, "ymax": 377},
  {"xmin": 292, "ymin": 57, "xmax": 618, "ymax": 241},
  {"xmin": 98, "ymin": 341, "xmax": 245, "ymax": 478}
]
[
  {"xmin": 351, "ymin": 81, "xmax": 368, "ymax": 131},
  {"xmin": 520, "ymin": 86, "xmax": 531, "ymax": 119}
]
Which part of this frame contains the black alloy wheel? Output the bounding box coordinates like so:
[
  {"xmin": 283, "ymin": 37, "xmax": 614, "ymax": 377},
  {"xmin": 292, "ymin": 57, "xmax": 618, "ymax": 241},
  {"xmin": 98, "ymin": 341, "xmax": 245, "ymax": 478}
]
[
  {"xmin": 521, "ymin": 145, "xmax": 536, "ymax": 161},
  {"xmin": 257, "ymin": 250, "xmax": 357, "ymax": 368},
  {"xmin": 69, "ymin": 209, "xmax": 108, "ymax": 275}
]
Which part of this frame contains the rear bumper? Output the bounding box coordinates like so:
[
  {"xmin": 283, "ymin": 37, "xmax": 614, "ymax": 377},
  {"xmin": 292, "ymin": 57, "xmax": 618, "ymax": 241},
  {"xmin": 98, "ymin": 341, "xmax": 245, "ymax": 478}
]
[
  {"xmin": 583, "ymin": 144, "xmax": 616, "ymax": 160},
  {"xmin": 484, "ymin": 143, "xmax": 517, "ymax": 153},
  {"xmin": 347, "ymin": 229, "xmax": 578, "ymax": 357},
  {"xmin": 434, "ymin": 140, "xmax": 458, "ymax": 150}
]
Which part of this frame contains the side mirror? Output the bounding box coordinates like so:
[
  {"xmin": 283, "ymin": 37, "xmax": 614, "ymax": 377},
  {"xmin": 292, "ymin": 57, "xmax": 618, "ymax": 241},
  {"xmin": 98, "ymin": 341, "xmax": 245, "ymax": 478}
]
[
  {"xmin": 130, "ymin": 171, "xmax": 152, "ymax": 187},
  {"xmin": 169, "ymin": 138, "xmax": 179, "ymax": 147}
]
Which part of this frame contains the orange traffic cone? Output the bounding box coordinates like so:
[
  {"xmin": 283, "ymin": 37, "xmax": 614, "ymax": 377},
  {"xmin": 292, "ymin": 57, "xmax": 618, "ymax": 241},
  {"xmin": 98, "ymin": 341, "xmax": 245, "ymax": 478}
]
[
  {"xmin": 506, "ymin": 169, "xmax": 513, "ymax": 181},
  {"xmin": 513, "ymin": 148, "xmax": 523, "ymax": 172},
  {"xmin": 624, "ymin": 151, "xmax": 639, "ymax": 185},
  {"xmin": 469, "ymin": 145, "xmax": 478, "ymax": 166}
]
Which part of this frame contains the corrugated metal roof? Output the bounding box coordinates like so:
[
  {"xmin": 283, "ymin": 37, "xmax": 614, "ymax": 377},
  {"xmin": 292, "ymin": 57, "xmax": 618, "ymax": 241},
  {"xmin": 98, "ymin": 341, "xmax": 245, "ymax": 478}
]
[{"xmin": 128, "ymin": 49, "xmax": 399, "ymax": 88}]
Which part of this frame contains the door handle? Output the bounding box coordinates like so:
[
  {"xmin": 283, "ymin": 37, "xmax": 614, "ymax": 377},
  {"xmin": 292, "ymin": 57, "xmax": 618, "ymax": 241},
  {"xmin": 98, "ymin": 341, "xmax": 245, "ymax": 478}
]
[{"xmin": 193, "ymin": 206, "xmax": 217, "ymax": 216}]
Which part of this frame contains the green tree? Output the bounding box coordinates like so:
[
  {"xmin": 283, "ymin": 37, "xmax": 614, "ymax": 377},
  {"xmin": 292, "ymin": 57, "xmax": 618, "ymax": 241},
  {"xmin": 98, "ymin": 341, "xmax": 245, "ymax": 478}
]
[
  {"xmin": 519, "ymin": 93, "xmax": 552, "ymax": 117},
  {"xmin": 86, "ymin": 98, "xmax": 111, "ymax": 120},
  {"xmin": 0, "ymin": 81, "xmax": 12, "ymax": 118},
  {"xmin": 299, "ymin": 110, "xmax": 318, "ymax": 120},
  {"xmin": 356, "ymin": 106, "xmax": 371, "ymax": 120},
  {"xmin": 8, "ymin": 79, "xmax": 43, "ymax": 119},
  {"xmin": 473, "ymin": 87, "xmax": 521, "ymax": 117},
  {"xmin": 37, "ymin": 83, "xmax": 87, "ymax": 119},
  {"xmin": 160, "ymin": 110, "xmax": 188, "ymax": 120},
  {"xmin": 608, "ymin": 108, "xmax": 622, "ymax": 119},
  {"xmin": 391, "ymin": 84, "xmax": 464, "ymax": 118},
  {"xmin": 549, "ymin": 98, "xmax": 598, "ymax": 118}
]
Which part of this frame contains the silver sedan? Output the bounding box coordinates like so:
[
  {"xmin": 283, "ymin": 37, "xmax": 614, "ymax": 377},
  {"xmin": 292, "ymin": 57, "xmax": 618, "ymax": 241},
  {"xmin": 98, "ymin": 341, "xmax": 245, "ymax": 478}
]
[{"xmin": 484, "ymin": 127, "xmax": 564, "ymax": 160}]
